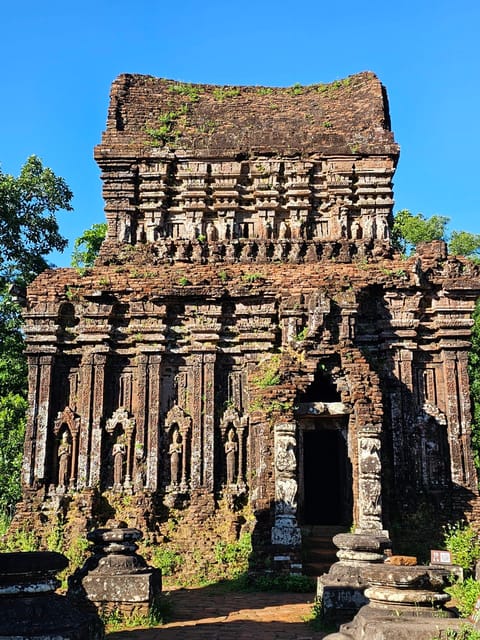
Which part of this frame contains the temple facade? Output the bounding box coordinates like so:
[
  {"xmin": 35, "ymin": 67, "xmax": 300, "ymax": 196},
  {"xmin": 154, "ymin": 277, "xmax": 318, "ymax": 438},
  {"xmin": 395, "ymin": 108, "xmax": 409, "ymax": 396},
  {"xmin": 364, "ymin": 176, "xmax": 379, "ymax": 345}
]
[{"xmin": 16, "ymin": 72, "xmax": 480, "ymax": 575}]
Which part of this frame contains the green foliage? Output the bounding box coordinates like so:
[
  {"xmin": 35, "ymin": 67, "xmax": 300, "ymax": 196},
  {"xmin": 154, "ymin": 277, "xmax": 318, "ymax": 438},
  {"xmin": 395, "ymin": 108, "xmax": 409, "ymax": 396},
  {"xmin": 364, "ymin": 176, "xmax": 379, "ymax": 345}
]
[
  {"xmin": 446, "ymin": 578, "xmax": 480, "ymax": 617},
  {"xmin": 443, "ymin": 521, "xmax": 480, "ymax": 572},
  {"xmin": 146, "ymin": 105, "xmax": 188, "ymax": 146},
  {"xmin": 218, "ymin": 270, "xmax": 228, "ymax": 283},
  {"xmin": 433, "ymin": 626, "xmax": 480, "ymax": 640},
  {"xmin": 71, "ymin": 222, "xmax": 107, "ymax": 271},
  {"xmin": 0, "ymin": 526, "xmax": 39, "ymax": 551},
  {"xmin": 150, "ymin": 547, "xmax": 183, "ymax": 576},
  {"xmin": 295, "ymin": 327, "xmax": 308, "ymax": 341},
  {"xmin": 392, "ymin": 209, "xmax": 449, "ymax": 255},
  {"xmin": 212, "ymin": 87, "xmax": 240, "ymax": 101},
  {"xmin": 214, "ymin": 533, "xmax": 252, "ymax": 578},
  {"xmin": 450, "ymin": 231, "xmax": 480, "ymax": 260},
  {"xmin": 0, "ymin": 293, "xmax": 28, "ymax": 515},
  {"xmin": 256, "ymin": 87, "xmax": 273, "ymax": 95},
  {"xmin": 178, "ymin": 276, "xmax": 191, "ymax": 286},
  {"xmin": 0, "ymin": 157, "xmax": 71, "ymax": 516},
  {"xmin": 242, "ymin": 273, "xmax": 264, "ymax": 283},
  {"xmin": 290, "ymin": 83, "xmax": 303, "ymax": 95},
  {"xmin": 252, "ymin": 354, "xmax": 281, "ymax": 388},
  {"xmin": 0, "ymin": 156, "xmax": 73, "ymax": 285},
  {"xmin": 101, "ymin": 601, "xmax": 166, "ymax": 632},
  {"xmin": 168, "ymin": 83, "xmax": 202, "ymax": 102}
]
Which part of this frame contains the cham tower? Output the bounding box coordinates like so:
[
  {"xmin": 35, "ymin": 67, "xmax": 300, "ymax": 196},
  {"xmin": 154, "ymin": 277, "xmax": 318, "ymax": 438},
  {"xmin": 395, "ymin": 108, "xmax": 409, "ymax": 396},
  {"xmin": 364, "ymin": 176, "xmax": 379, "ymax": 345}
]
[{"xmin": 15, "ymin": 72, "xmax": 480, "ymax": 576}]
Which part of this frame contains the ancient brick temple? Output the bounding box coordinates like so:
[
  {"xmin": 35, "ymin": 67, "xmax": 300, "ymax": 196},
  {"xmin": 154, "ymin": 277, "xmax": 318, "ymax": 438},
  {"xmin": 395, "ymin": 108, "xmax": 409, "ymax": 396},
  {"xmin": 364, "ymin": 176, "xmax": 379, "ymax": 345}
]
[{"xmin": 17, "ymin": 72, "xmax": 480, "ymax": 574}]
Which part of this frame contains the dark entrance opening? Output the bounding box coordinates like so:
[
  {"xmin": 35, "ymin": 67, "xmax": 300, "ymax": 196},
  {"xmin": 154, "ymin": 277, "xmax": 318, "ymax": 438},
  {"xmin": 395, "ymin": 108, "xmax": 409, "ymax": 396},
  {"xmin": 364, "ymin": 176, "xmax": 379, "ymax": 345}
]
[{"xmin": 303, "ymin": 427, "xmax": 352, "ymax": 526}]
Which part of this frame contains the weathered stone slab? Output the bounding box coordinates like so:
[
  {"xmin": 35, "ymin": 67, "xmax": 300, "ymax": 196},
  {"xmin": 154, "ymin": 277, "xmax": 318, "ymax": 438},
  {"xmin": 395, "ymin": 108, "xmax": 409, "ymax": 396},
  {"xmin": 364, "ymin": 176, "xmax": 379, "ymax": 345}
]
[{"xmin": 0, "ymin": 551, "xmax": 103, "ymax": 640}]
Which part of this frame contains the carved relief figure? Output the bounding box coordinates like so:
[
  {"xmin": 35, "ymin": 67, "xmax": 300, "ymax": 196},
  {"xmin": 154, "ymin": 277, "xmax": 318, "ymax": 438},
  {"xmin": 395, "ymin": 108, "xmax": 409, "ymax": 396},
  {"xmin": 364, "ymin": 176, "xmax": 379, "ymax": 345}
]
[
  {"xmin": 350, "ymin": 218, "xmax": 362, "ymax": 240},
  {"xmin": 275, "ymin": 435, "xmax": 297, "ymax": 474},
  {"xmin": 278, "ymin": 220, "xmax": 289, "ymax": 239},
  {"xmin": 276, "ymin": 477, "xmax": 298, "ymax": 514},
  {"xmin": 169, "ymin": 429, "xmax": 183, "ymax": 485},
  {"xmin": 112, "ymin": 436, "xmax": 126, "ymax": 488},
  {"xmin": 225, "ymin": 428, "xmax": 238, "ymax": 485},
  {"xmin": 57, "ymin": 431, "xmax": 72, "ymax": 488},
  {"xmin": 206, "ymin": 222, "xmax": 217, "ymax": 242},
  {"xmin": 134, "ymin": 445, "xmax": 146, "ymax": 492}
]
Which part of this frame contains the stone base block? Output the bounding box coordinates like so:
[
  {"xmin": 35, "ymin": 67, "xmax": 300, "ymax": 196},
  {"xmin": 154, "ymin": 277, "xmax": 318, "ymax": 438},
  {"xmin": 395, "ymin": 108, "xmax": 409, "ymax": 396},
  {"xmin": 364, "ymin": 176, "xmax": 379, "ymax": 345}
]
[
  {"xmin": 82, "ymin": 568, "xmax": 161, "ymax": 604},
  {"xmin": 317, "ymin": 582, "xmax": 369, "ymax": 626},
  {"xmin": 0, "ymin": 593, "xmax": 104, "ymax": 640},
  {"xmin": 324, "ymin": 605, "xmax": 465, "ymax": 640}
]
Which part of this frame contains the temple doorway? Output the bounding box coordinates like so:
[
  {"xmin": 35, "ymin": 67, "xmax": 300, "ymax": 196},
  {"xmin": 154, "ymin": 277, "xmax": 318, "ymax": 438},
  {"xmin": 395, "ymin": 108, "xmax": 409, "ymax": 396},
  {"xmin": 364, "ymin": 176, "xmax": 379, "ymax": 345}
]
[{"xmin": 299, "ymin": 419, "xmax": 353, "ymax": 527}]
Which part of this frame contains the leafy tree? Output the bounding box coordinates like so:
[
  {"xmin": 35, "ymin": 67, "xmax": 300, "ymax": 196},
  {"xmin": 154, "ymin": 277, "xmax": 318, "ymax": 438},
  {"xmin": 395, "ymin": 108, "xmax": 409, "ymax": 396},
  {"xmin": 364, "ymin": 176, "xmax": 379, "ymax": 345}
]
[
  {"xmin": 392, "ymin": 209, "xmax": 480, "ymax": 260},
  {"xmin": 71, "ymin": 222, "xmax": 107, "ymax": 271},
  {"xmin": 0, "ymin": 156, "xmax": 73, "ymax": 514},
  {"xmin": 391, "ymin": 209, "xmax": 449, "ymax": 255},
  {"xmin": 0, "ymin": 155, "xmax": 73, "ymax": 286},
  {"xmin": 449, "ymin": 230, "xmax": 480, "ymax": 260}
]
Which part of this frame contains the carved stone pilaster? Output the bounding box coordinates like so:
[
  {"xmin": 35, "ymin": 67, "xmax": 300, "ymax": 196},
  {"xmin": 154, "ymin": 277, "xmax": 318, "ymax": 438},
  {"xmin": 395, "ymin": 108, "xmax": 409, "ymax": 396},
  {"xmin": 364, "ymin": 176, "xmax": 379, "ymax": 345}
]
[
  {"xmin": 146, "ymin": 354, "xmax": 162, "ymax": 491},
  {"xmin": 271, "ymin": 422, "xmax": 301, "ymax": 547},
  {"xmin": 88, "ymin": 352, "xmax": 107, "ymax": 488},
  {"xmin": 356, "ymin": 426, "xmax": 384, "ymax": 533},
  {"xmin": 33, "ymin": 355, "xmax": 55, "ymax": 485}
]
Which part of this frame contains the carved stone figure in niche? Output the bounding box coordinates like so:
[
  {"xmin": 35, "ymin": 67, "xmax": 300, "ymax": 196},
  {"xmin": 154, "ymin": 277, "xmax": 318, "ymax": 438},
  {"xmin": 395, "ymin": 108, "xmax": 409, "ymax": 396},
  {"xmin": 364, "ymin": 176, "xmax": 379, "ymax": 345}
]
[
  {"xmin": 376, "ymin": 215, "xmax": 388, "ymax": 240},
  {"xmin": 278, "ymin": 221, "xmax": 290, "ymax": 239},
  {"xmin": 206, "ymin": 222, "xmax": 217, "ymax": 242},
  {"xmin": 225, "ymin": 428, "xmax": 238, "ymax": 485},
  {"xmin": 112, "ymin": 436, "xmax": 126, "ymax": 489},
  {"xmin": 169, "ymin": 429, "xmax": 183, "ymax": 485},
  {"xmin": 134, "ymin": 445, "xmax": 146, "ymax": 492},
  {"xmin": 350, "ymin": 219, "xmax": 362, "ymax": 240},
  {"xmin": 57, "ymin": 431, "xmax": 72, "ymax": 488}
]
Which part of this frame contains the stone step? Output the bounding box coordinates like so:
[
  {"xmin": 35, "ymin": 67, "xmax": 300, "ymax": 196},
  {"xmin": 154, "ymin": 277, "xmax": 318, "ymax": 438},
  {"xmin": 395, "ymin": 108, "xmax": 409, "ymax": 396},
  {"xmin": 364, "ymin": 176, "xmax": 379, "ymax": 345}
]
[{"xmin": 301, "ymin": 526, "xmax": 347, "ymax": 577}]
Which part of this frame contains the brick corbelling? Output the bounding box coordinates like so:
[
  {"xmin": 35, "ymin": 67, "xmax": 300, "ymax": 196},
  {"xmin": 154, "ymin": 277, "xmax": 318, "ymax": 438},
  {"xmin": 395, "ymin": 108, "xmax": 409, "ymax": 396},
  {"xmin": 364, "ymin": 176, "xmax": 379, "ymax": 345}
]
[
  {"xmin": 95, "ymin": 71, "xmax": 399, "ymax": 158},
  {"xmin": 25, "ymin": 255, "xmax": 480, "ymax": 308}
]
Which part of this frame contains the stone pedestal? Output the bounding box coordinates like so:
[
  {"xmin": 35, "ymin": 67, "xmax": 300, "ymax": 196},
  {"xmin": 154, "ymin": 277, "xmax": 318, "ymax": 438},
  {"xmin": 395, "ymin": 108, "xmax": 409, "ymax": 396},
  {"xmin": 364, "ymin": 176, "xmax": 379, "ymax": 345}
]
[
  {"xmin": 317, "ymin": 532, "xmax": 391, "ymax": 625},
  {"xmin": 68, "ymin": 523, "xmax": 161, "ymax": 616},
  {"xmin": 324, "ymin": 564, "xmax": 463, "ymax": 640},
  {"xmin": 0, "ymin": 551, "xmax": 103, "ymax": 640}
]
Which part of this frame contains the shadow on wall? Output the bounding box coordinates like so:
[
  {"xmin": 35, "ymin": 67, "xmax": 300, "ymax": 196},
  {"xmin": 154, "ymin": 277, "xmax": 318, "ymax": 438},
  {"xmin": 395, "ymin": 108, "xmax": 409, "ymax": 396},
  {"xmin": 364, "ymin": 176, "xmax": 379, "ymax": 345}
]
[{"xmin": 355, "ymin": 286, "xmax": 478, "ymax": 561}]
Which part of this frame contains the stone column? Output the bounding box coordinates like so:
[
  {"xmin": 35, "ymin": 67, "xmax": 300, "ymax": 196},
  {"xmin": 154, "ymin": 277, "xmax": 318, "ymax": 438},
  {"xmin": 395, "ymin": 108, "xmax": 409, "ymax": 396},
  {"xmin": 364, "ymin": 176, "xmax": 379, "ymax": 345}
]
[
  {"xmin": 76, "ymin": 353, "xmax": 94, "ymax": 489},
  {"xmin": 455, "ymin": 350, "xmax": 478, "ymax": 489},
  {"xmin": 356, "ymin": 423, "xmax": 384, "ymax": 533},
  {"xmin": 443, "ymin": 350, "xmax": 477, "ymax": 489},
  {"xmin": 202, "ymin": 353, "xmax": 216, "ymax": 491},
  {"xmin": 271, "ymin": 422, "xmax": 301, "ymax": 547},
  {"xmin": 146, "ymin": 354, "xmax": 161, "ymax": 490},
  {"xmin": 22, "ymin": 354, "xmax": 42, "ymax": 487},
  {"xmin": 88, "ymin": 352, "xmax": 107, "ymax": 488},
  {"xmin": 189, "ymin": 354, "xmax": 203, "ymax": 489},
  {"xmin": 33, "ymin": 354, "xmax": 54, "ymax": 484}
]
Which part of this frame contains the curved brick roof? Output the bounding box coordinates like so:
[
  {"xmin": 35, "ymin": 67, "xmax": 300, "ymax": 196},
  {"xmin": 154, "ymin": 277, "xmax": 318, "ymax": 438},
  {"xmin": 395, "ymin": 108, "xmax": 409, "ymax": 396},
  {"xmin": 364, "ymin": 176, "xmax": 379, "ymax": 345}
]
[{"xmin": 96, "ymin": 72, "xmax": 399, "ymax": 159}]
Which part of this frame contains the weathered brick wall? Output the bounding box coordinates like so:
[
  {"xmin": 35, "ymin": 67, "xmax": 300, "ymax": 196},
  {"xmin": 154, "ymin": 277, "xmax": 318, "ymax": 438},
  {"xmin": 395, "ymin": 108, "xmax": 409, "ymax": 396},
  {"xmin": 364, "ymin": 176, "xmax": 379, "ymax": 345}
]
[
  {"xmin": 13, "ymin": 74, "xmax": 480, "ymax": 575},
  {"xmin": 16, "ymin": 249, "xmax": 480, "ymax": 570}
]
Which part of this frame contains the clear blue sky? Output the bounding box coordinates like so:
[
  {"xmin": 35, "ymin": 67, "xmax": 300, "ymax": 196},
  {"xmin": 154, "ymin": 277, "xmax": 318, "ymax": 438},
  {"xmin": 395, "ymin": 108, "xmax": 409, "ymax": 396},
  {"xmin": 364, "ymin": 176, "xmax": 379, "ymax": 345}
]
[{"xmin": 1, "ymin": 0, "xmax": 479, "ymax": 266}]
